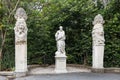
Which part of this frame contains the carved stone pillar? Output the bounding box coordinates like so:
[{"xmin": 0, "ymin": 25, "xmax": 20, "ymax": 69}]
[
  {"xmin": 14, "ymin": 8, "xmax": 28, "ymax": 77},
  {"xmin": 92, "ymin": 14, "xmax": 105, "ymax": 69}
]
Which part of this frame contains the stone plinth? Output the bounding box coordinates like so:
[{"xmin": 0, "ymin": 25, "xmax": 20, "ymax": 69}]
[
  {"xmin": 15, "ymin": 44, "xmax": 27, "ymax": 77},
  {"xmin": 55, "ymin": 55, "xmax": 67, "ymax": 73},
  {"xmin": 15, "ymin": 44, "xmax": 27, "ymax": 72},
  {"xmin": 92, "ymin": 46, "xmax": 104, "ymax": 68}
]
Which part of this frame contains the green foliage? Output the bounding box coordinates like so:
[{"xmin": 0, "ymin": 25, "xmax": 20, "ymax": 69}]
[
  {"xmin": 103, "ymin": 0, "xmax": 120, "ymax": 67},
  {"xmin": 39, "ymin": 0, "xmax": 97, "ymax": 65},
  {"xmin": 0, "ymin": 0, "xmax": 120, "ymax": 70}
]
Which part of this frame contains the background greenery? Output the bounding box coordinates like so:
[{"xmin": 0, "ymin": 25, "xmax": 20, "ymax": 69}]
[{"xmin": 0, "ymin": 0, "xmax": 120, "ymax": 70}]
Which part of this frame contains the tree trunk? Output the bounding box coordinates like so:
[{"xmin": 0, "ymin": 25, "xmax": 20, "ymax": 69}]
[{"xmin": 0, "ymin": 29, "xmax": 6, "ymax": 70}]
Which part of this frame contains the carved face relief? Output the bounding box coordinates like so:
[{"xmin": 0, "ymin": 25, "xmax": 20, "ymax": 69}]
[
  {"xmin": 14, "ymin": 19, "xmax": 28, "ymax": 45},
  {"xmin": 14, "ymin": 8, "xmax": 28, "ymax": 45},
  {"xmin": 17, "ymin": 22, "xmax": 25, "ymax": 34}
]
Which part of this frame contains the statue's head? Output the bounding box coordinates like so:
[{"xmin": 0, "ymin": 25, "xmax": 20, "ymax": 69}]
[
  {"xmin": 15, "ymin": 8, "xmax": 27, "ymax": 20},
  {"xmin": 93, "ymin": 14, "xmax": 105, "ymax": 25},
  {"xmin": 59, "ymin": 26, "xmax": 63, "ymax": 31}
]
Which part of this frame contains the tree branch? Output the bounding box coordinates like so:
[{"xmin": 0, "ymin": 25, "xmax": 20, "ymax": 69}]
[
  {"xmin": 0, "ymin": 0, "xmax": 20, "ymax": 59},
  {"xmin": 8, "ymin": 0, "xmax": 20, "ymax": 19}
]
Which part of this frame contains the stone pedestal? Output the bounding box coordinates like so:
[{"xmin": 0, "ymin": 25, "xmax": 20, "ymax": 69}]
[
  {"xmin": 55, "ymin": 55, "xmax": 67, "ymax": 73},
  {"xmin": 15, "ymin": 44, "xmax": 27, "ymax": 77},
  {"xmin": 92, "ymin": 46, "xmax": 104, "ymax": 68}
]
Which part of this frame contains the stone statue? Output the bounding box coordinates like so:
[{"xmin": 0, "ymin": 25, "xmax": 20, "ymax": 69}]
[
  {"xmin": 55, "ymin": 26, "xmax": 66, "ymax": 56},
  {"xmin": 14, "ymin": 8, "xmax": 28, "ymax": 45},
  {"xmin": 55, "ymin": 26, "xmax": 67, "ymax": 73},
  {"xmin": 92, "ymin": 14, "xmax": 105, "ymax": 46},
  {"xmin": 92, "ymin": 14, "xmax": 105, "ymax": 69}
]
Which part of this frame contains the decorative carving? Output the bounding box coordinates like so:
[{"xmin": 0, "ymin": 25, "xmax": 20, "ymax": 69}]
[
  {"xmin": 92, "ymin": 14, "xmax": 105, "ymax": 46},
  {"xmin": 14, "ymin": 8, "xmax": 28, "ymax": 45},
  {"xmin": 55, "ymin": 26, "xmax": 66, "ymax": 56}
]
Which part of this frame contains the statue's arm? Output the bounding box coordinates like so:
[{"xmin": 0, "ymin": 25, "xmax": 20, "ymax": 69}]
[{"xmin": 55, "ymin": 31, "xmax": 59, "ymax": 41}]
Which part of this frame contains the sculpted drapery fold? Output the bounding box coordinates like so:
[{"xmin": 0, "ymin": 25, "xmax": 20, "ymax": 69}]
[{"xmin": 55, "ymin": 26, "xmax": 66, "ymax": 56}]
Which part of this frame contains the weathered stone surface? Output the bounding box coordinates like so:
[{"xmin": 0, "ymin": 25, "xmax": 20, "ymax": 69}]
[
  {"xmin": 28, "ymin": 65, "xmax": 91, "ymax": 75},
  {"xmin": 14, "ymin": 8, "xmax": 28, "ymax": 77},
  {"xmin": 92, "ymin": 14, "xmax": 105, "ymax": 46},
  {"xmin": 92, "ymin": 14, "xmax": 105, "ymax": 69},
  {"xmin": 55, "ymin": 26, "xmax": 67, "ymax": 73},
  {"xmin": 55, "ymin": 55, "xmax": 67, "ymax": 73},
  {"xmin": 55, "ymin": 26, "xmax": 66, "ymax": 56},
  {"xmin": 14, "ymin": 8, "xmax": 28, "ymax": 45}
]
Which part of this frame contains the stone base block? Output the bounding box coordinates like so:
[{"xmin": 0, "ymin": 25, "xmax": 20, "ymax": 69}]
[
  {"xmin": 15, "ymin": 44, "xmax": 27, "ymax": 74},
  {"xmin": 92, "ymin": 46, "xmax": 104, "ymax": 68},
  {"xmin": 14, "ymin": 72, "xmax": 27, "ymax": 77},
  {"xmin": 91, "ymin": 68, "xmax": 104, "ymax": 73},
  {"xmin": 55, "ymin": 55, "xmax": 67, "ymax": 73}
]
